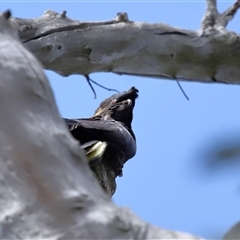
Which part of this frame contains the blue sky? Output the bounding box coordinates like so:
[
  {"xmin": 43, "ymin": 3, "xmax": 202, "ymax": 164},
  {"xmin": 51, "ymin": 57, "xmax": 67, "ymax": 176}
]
[{"xmin": 2, "ymin": 1, "xmax": 240, "ymax": 238}]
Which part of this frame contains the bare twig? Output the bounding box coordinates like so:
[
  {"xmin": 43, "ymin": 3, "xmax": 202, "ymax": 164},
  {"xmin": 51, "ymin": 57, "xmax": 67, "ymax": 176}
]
[
  {"xmin": 84, "ymin": 75, "xmax": 119, "ymax": 99},
  {"xmin": 221, "ymin": 0, "xmax": 240, "ymax": 27},
  {"xmin": 176, "ymin": 81, "xmax": 189, "ymax": 101}
]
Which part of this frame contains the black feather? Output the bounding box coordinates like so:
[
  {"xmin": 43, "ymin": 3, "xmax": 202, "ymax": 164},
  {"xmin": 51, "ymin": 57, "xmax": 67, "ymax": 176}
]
[
  {"xmin": 94, "ymin": 87, "xmax": 139, "ymax": 115},
  {"xmin": 64, "ymin": 89, "xmax": 138, "ymax": 177}
]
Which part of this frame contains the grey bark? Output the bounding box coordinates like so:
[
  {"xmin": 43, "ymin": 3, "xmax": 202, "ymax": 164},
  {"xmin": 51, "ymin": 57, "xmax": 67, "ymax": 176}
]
[
  {"xmin": 90, "ymin": 157, "xmax": 117, "ymax": 196},
  {"xmin": 9, "ymin": 0, "xmax": 240, "ymax": 85},
  {"xmin": 0, "ymin": 10, "xmax": 204, "ymax": 240},
  {"xmin": 224, "ymin": 221, "xmax": 240, "ymax": 239}
]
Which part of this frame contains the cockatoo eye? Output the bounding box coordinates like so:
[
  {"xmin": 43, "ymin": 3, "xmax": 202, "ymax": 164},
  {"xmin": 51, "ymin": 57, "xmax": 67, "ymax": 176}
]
[{"xmin": 116, "ymin": 105, "xmax": 125, "ymax": 111}]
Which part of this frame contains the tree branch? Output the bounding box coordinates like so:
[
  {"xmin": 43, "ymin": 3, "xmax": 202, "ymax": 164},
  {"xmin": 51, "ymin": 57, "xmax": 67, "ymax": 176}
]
[
  {"xmin": 224, "ymin": 221, "xmax": 240, "ymax": 239},
  {"xmin": 9, "ymin": 1, "xmax": 240, "ymax": 85},
  {"xmin": 0, "ymin": 10, "xmax": 204, "ymax": 239},
  {"xmin": 201, "ymin": 0, "xmax": 240, "ymax": 29}
]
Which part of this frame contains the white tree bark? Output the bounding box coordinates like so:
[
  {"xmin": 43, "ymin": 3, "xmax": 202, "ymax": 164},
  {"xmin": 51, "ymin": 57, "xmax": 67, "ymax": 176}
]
[
  {"xmin": 224, "ymin": 221, "xmax": 240, "ymax": 239},
  {"xmin": 9, "ymin": 0, "xmax": 240, "ymax": 85},
  {"xmin": 0, "ymin": 10, "xmax": 203, "ymax": 240}
]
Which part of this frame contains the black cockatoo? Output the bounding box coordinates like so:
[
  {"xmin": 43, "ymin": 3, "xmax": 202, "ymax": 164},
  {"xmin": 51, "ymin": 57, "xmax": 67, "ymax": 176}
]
[
  {"xmin": 63, "ymin": 87, "xmax": 138, "ymax": 176},
  {"xmin": 94, "ymin": 86, "xmax": 138, "ymax": 118}
]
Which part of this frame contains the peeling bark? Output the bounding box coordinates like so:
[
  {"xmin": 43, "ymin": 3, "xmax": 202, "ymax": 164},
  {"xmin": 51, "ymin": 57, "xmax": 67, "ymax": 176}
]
[{"xmin": 0, "ymin": 10, "xmax": 204, "ymax": 240}]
